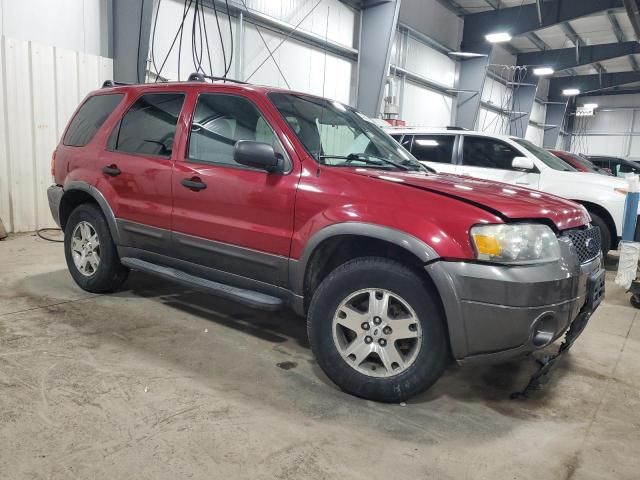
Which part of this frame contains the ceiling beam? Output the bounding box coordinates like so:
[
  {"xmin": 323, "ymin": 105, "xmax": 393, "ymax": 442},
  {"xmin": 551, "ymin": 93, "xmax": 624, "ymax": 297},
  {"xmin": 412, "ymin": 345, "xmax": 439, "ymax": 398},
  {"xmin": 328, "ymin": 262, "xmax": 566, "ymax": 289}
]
[
  {"xmin": 517, "ymin": 41, "xmax": 640, "ymax": 71},
  {"xmin": 549, "ymin": 71, "xmax": 640, "ymax": 98},
  {"xmin": 607, "ymin": 10, "xmax": 627, "ymax": 41},
  {"xmin": 623, "ymin": 0, "xmax": 640, "ymax": 40},
  {"xmin": 462, "ymin": 0, "xmax": 624, "ymax": 49}
]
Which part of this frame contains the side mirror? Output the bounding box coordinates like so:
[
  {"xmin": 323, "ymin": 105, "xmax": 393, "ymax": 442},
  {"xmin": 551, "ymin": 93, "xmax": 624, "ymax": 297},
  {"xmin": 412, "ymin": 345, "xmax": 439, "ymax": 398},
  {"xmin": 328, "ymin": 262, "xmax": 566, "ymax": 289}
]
[
  {"xmin": 234, "ymin": 140, "xmax": 284, "ymax": 174},
  {"xmin": 512, "ymin": 156, "xmax": 535, "ymax": 171}
]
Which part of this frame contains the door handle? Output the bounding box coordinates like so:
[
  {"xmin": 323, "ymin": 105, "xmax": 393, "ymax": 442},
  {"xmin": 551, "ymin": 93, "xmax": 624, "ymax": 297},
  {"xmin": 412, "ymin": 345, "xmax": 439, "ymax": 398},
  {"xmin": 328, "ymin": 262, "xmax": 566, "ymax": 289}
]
[
  {"xmin": 102, "ymin": 164, "xmax": 121, "ymax": 177},
  {"xmin": 181, "ymin": 177, "xmax": 207, "ymax": 191}
]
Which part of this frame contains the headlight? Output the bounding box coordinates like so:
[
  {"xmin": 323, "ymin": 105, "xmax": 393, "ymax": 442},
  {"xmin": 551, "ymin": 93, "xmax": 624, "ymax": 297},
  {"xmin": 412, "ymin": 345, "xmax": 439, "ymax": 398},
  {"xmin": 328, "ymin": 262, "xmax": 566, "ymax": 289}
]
[{"xmin": 470, "ymin": 224, "xmax": 560, "ymax": 264}]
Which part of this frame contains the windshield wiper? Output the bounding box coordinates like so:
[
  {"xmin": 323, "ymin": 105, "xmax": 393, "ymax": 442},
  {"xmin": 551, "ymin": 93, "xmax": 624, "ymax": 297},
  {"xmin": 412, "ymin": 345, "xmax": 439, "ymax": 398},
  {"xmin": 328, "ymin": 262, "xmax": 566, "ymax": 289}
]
[{"xmin": 318, "ymin": 153, "xmax": 418, "ymax": 171}]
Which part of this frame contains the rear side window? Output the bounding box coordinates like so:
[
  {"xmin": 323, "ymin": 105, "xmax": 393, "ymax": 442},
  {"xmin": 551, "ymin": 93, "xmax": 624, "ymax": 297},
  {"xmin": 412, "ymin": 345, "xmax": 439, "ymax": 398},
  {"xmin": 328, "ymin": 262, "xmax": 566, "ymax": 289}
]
[
  {"xmin": 63, "ymin": 94, "xmax": 123, "ymax": 147},
  {"xmin": 462, "ymin": 136, "xmax": 520, "ymax": 170},
  {"xmin": 109, "ymin": 93, "xmax": 185, "ymax": 157},
  {"xmin": 410, "ymin": 135, "xmax": 455, "ymax": 164}
]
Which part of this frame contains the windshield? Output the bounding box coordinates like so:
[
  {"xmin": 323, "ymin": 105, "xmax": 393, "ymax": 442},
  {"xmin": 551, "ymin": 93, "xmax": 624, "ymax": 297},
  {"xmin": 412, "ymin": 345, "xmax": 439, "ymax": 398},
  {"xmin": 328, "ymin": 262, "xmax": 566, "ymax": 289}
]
[
  {"xmin": 513, "ymin": 138, "xmax": 577, "ymax": 171},
  {"xmin": 569, "ymin": 154, "xmax": 601, "ymax": 172},
  {"xmin": 268, "ymin": 93, "xmax": 426, "ymax": 172}
]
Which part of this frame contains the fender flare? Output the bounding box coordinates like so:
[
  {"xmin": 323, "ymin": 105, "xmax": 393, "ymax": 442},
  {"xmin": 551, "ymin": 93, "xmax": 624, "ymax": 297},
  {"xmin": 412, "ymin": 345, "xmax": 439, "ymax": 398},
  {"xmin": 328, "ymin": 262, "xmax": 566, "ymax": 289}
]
[
  {"xmin": 62, "ymin": 181, "xmax": 120, "ymax": 244},
  {"xmin": 288, "ymin": 222, "xmax": 440, "ymax": 296}
]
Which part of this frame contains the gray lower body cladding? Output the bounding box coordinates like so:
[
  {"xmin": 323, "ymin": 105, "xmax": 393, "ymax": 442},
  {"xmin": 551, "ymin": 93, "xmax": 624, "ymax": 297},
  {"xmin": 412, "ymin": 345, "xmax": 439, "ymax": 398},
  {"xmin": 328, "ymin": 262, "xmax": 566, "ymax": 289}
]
[{"xmin": 427, "ymin": 238, "xmax": 603, "ymax": 364}]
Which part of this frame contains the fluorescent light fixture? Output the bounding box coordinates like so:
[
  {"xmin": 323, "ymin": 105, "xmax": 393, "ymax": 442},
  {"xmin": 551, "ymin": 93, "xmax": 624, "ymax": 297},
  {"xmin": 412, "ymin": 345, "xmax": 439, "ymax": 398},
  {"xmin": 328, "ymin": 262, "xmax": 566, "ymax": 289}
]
[
  {"xmin": 562, "ymin": 88, "xmax": 580, "ymax": 96},
  {"xmin": 415, "ymin": 139, "xmax": 439, "ymax": 147},
  {"xmin": 533, "ymin": 67, "xmax": 554, "ymax": 76},
  {"xmin": 485, "ymin": 32, "xmax": 512, "ymax": 43},
  {"xmin": 448, "ymin": 51, "xmax": 488, "ymax": 58},
  {"xmin": 583, "ymin": 103, "xmax": 598, "ymax": 109}
]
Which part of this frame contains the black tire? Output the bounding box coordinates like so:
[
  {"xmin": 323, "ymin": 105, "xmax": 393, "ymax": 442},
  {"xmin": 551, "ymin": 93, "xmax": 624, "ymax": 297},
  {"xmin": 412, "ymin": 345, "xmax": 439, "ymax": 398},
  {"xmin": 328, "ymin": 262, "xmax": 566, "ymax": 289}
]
[
  {"xmin": 64, "ymin": 203, "xmax": 129, "ymax": 293},
  {"xmin": 589, "ymin": 211, "xmax": 611, "ymax": 257},
  {"xmin": 307, "ymin": 257, "xmax": 450, "ymax": 403}
]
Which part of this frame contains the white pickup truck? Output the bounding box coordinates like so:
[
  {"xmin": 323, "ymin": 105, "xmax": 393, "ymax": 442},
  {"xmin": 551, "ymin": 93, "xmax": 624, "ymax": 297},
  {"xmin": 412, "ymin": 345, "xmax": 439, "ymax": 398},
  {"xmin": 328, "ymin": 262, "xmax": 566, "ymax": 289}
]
[{"xmin": 386, "ymin": 127, "xmax": 628, "ymax": 254}]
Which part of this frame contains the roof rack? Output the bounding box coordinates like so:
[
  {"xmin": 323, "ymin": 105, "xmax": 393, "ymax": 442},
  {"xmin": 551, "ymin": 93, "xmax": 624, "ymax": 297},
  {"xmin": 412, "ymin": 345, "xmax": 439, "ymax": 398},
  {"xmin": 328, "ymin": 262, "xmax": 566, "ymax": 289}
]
[
  {"xmin": 102, "ymin": 80, "xmax": 136, "ymax": 88},
  {"xmin": 187, "ymin": 72, "xmax": 248, "ymax": 84}
]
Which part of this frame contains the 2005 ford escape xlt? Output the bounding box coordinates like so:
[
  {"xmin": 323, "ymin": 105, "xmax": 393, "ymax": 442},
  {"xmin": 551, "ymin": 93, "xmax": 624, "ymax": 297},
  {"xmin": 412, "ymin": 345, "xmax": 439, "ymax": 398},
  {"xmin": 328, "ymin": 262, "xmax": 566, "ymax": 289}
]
[{"xmin": 48, "ymin": 75, "xmax": 605, "ymax": 402}]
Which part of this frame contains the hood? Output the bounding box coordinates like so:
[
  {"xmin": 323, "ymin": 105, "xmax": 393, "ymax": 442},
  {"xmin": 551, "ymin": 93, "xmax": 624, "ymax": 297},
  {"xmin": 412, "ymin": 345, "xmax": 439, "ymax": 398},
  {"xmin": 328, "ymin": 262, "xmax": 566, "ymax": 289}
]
[
  {"xmin": 351, "ymin": 170, "xmax": 590, "ymax": 231},
  {"xmin": 551, "ymin": 170, "xmax": 627, "ymax": 188}
]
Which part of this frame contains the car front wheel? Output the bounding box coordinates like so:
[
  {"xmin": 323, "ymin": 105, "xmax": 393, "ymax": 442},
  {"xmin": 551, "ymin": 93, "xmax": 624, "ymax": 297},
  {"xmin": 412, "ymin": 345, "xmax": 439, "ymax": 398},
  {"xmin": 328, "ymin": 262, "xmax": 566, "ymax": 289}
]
[{"xmin": 307, "ymin": 257, "xmax": 450, "ymax": 403}]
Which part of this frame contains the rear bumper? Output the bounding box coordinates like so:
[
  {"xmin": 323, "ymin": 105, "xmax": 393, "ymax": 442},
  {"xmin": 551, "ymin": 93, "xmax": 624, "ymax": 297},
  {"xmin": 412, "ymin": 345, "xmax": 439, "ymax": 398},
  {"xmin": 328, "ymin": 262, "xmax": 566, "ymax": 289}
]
[
  {"xmin": 427, "ymin": 237, "xmax": 603, "ymax": 364},
  {"xmin": 47, "ymin": 185, "xmax": 64, "ymax": 228}
]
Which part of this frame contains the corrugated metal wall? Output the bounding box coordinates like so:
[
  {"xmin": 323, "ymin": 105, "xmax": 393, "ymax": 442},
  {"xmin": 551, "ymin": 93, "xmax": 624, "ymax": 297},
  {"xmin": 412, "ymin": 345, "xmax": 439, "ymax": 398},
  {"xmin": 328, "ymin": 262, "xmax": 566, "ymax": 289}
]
[{"xmin": 0, "ymin": 36, "xmax": 113, "ymax": 233}]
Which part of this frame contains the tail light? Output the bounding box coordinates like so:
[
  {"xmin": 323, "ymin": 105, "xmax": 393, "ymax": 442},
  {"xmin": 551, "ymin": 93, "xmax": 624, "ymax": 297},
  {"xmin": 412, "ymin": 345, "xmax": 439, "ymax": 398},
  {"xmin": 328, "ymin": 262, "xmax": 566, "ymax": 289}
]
[{"xmin": 51, "ymin": 149, "xmax": 57, "ymax": 177}]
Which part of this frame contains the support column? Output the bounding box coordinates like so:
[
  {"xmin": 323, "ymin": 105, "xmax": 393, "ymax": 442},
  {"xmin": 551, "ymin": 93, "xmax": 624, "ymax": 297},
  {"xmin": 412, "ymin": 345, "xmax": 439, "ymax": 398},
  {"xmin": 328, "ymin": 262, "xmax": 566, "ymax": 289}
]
[
  {"xmin": 356, "ymin": 0, "xmax": 401, "ymax": 117},
  {"xmin": 509, "ymin": 71, "xmax": 539, "ymax": 138},
  {"xmin": 454, "ymin": 44, "xmax": 492, "ymax": 130},
  {"xmin": 542, "ymin": 100, "xmax": 568, "ymax": 148},
  {"xmin": 112, "ymin": 0, "xmax": 154, "ymax": 83}
]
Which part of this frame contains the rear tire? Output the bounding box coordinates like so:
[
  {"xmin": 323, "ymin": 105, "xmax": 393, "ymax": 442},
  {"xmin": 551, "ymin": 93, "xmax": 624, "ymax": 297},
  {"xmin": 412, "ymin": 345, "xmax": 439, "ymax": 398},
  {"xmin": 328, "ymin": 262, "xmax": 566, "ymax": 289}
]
[
  {"xmin": 64, "ymin": 203, "xmax": 129, "ymax": 293},
  {"xmin": 307, "ymin": 257, "xmax": 450, "ymax": 403},
  {"xmin": 589, "ymin": 211, "xmax": 611, "ymax": 257}
]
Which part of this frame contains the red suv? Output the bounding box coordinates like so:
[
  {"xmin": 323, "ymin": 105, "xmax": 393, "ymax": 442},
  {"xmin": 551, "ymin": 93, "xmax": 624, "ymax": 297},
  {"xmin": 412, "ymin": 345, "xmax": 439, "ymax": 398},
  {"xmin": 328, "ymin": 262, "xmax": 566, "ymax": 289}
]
[{"xmin": 48, "ymin": 76, "xmax": 605, "ymax": 402}]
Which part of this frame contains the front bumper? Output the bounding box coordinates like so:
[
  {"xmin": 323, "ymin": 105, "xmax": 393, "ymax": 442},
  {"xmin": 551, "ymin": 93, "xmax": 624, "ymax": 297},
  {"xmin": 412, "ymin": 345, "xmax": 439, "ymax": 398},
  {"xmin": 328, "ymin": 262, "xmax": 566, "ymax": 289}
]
[
  {"xmin": 47, "ymin": 185, "xmax": 64, "ymax": 228},
  {"xmin": 427, "ymin": 237, "xmax": 604, "ymax": 364}
]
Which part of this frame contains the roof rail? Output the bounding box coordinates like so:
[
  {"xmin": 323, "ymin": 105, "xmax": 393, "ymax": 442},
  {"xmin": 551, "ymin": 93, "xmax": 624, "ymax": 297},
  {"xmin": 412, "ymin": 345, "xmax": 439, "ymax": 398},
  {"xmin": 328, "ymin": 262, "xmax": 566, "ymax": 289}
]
[
  {"xmin": 445, "ymin": 126, "xmax": 468, "ymax": 130},
  {"xmin": 187, "ymin": 72, "xmax": 248, "ymax": 84},
  {"xmin": 102, "ymin": 80, "xmax": 135, "ymax": 88}
]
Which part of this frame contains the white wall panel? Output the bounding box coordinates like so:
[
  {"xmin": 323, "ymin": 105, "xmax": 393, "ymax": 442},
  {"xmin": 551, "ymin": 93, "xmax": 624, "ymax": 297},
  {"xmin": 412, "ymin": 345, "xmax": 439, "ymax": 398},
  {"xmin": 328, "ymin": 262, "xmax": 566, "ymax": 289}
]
[
  {"xmin": 481, "ymin": 77, "xmax": 510, "ymax": 108},
  {"xmin": 404, "ymin": 36, "xmax": 455, "ymax": 88},
  {"xmin": 401, "ymin": 82, "xmax": 453, "ymax": 127},
  {"xmin": 478, "ymin": 108, "xmax": 509, "ymax": 135},
  {"xmin": 571, "ymin": 135, "xmax": 629, "ymax": 156},
  {"xmin": 0, "ymin": 0, "xmax": 108, "ymax": 56},
  {"xmin": 398, "ymin": 0, "xmax": 462, "ymax": 50},
  {"xmin": 0, "ymin": 36, "xmax": 113, "ymax": 233}
]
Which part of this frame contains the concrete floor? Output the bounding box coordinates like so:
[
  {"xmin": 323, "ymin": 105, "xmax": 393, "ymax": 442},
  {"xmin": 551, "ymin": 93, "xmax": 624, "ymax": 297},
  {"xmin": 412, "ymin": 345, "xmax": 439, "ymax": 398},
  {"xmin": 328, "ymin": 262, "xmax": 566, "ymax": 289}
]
[{"xmin": 1, "ymin": 233, "xmax": 639, "ymax": 480}]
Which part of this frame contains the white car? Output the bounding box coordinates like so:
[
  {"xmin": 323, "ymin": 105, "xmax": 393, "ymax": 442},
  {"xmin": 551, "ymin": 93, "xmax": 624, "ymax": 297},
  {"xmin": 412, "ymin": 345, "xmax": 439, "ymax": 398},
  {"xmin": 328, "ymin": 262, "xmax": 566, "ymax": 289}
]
[{"xmin": 386, "ymin": 127, "xmax": 629, "ymax": 254}]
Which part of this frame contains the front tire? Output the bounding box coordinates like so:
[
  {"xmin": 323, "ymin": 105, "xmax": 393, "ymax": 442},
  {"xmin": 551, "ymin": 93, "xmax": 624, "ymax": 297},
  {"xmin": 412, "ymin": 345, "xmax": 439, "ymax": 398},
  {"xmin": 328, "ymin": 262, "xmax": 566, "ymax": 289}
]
[
  {"xmin": 307, "ymin": 257, "xmax": 450, "ymax": 403},
  {"xmin": 64, "ymin": 203, "xmax": 129, "ymax": 293},
  {"xmin": 589, "ymin": 212, "xmax": 611, "ymax": 257}
]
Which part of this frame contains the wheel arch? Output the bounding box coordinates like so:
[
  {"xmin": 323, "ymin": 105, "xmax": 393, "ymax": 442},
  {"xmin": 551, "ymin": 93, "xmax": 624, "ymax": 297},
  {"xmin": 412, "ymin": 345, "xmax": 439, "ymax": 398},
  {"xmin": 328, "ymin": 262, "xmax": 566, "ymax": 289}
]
[{"xmin": 60, "ymin": 181, "xmax": 120, "ymax": 243}]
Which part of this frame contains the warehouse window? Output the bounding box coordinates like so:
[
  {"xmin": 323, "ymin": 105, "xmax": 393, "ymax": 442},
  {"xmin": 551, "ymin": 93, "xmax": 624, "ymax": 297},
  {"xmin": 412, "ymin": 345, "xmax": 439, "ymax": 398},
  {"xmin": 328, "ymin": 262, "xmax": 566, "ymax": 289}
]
[
  {"xmin": 410, "ymin": 135, "xmax": 454, "ymax": 164},
  {"xmin": 109, "ymin": 93, "xmax": 185, "ymax": 157},
  {"xmin": 63, "ymin": 94, "xmax": 123, "ymax": 147},
  {"xmin": 462, "ymin": 136, "xmax": 520, "ymax": 170},
  {"xmin": 187, "ymin": 94, "xmax": 287, "ymax": 168}
]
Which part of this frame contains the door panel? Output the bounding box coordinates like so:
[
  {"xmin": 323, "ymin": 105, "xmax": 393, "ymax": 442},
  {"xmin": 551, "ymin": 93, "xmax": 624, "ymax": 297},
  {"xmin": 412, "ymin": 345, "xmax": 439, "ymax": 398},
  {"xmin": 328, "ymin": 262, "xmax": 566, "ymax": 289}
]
[
  {"xmin": 97, "ymin": 92, "xmax": 186, "ymax": 253},
  {"xmin": 171, "ymin": 92, "xmax": 298, "ymax": 286},
  {"xmin": 458, "ymin": 135, "xmax": 540, "ymax": 188}
]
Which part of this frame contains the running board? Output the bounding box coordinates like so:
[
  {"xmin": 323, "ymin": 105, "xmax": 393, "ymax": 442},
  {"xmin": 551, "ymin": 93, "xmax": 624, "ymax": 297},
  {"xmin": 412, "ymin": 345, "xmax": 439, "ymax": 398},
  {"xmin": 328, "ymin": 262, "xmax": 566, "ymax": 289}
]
[{"xmin": 120, "ymin": 257, "xmax": 283, "ymax": 310}]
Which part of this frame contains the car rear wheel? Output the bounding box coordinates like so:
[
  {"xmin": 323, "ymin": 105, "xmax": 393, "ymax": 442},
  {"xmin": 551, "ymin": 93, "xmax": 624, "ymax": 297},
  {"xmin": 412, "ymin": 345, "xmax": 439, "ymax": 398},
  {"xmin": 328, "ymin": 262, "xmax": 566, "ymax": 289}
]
[
  {"xmin": 588, "ymin": 211, "xmax": 611, "ymax": 257},
  {"xmin": 64, "ymin": 203, "xmax": 128, "ymax": 293},
  {"xmin": 307, "ymin": 257, "xmax": 450, "ymax": 403}
]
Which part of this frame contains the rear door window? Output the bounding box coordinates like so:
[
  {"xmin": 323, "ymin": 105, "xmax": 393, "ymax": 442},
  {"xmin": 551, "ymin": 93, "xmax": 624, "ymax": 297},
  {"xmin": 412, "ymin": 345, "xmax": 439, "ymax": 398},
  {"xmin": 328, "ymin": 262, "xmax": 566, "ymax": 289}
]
[
  {"xmin": 410, "ymin": 135, "xmax": 455, "ymax": 164},
  {"xmin": 109, "ymin": 93, "xmax": 185, "ymax": 157},
  {"xmin": 63, "ymin": 94, "xmax": 124, "ymax": 147},
  {"xmin": 462, "ymin": 136, "xmax": 520, "ymax": 170}
]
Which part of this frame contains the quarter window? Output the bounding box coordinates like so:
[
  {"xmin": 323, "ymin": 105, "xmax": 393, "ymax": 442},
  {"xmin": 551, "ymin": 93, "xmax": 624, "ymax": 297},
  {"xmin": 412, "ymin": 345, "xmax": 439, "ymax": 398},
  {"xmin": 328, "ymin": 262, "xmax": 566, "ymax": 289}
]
[
  {"xmin": 462, "ymin": 136, "xmax": 521, "ymax": 170},
  {"xmin": 109, "ymin": 93, "xmax": 185, "ymax": 157},
  {"xmin": 63, "ymin": 94, "xmax": 123, "ymax": 147},
  {"xmin": 188, "ymin": 94, "xmax": 284, "ymax": 167},
  {"xmin": 410, "ymin": 135, "xmax": 455, "ymax": 164}
]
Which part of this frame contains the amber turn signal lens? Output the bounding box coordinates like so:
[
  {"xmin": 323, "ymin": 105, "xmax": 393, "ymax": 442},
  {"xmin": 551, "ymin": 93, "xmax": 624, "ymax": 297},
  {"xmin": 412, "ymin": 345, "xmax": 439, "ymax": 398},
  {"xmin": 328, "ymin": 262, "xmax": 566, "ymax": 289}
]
[{"xmin": 473, "ymin": 234, "xmax": 502, "ymax": 256}]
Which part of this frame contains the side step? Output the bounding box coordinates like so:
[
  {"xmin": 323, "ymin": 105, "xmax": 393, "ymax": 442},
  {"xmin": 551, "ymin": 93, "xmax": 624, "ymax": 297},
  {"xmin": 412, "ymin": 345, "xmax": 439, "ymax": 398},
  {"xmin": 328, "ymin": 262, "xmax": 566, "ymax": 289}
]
[{"xmin": 121, "ymin": 257, "xmax": 283, "ymax": 311}]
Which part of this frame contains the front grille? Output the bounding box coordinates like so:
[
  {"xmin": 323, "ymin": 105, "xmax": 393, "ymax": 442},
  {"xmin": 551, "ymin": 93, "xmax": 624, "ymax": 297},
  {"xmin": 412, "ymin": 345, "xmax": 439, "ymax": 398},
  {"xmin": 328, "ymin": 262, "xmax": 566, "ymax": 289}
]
[{"xmin": 563, "ymin": 225, "xmax": 601, "ymax": 264}]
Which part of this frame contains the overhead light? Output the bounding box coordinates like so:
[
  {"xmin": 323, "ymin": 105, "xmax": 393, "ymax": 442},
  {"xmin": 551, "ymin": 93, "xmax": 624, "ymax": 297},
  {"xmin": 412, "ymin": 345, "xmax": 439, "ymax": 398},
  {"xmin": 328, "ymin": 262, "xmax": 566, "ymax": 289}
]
[
  {"xmin": 583, "ymin": 103, "xmax": 598, "ymax": 109},
  {"xmin": 563, "ymin": 88, "xmax": 580, "ymax": 96},
  {"xmin": 415, "ymin": 139, "xmax": 439, "ymax": 147},
  {"xmin": 485, "ymin": 32, "xmax": 512, "ymax": 43},
  {"xmin": 448, "ymin": 51, "xmax": 488, "ymax": 58},
  {"xmin": 533, "ymin": 67, "xmax": 554, "ymax": 76}
]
